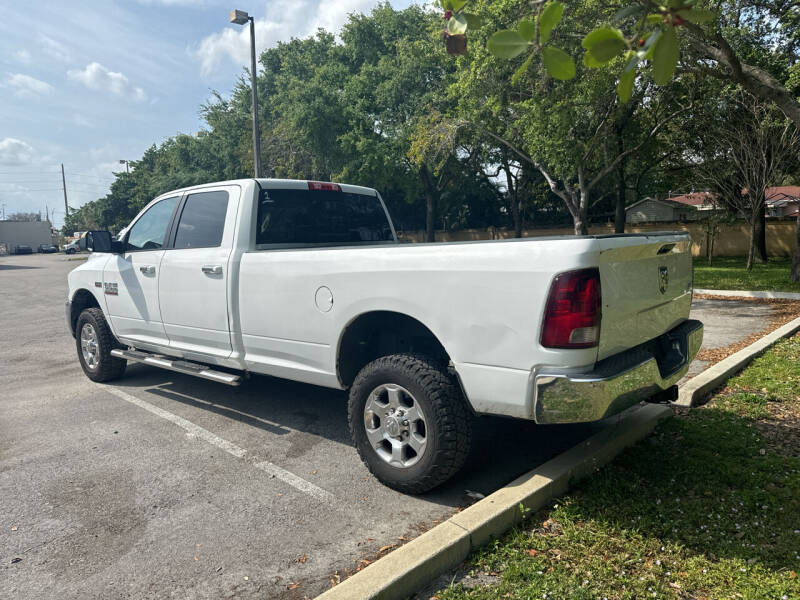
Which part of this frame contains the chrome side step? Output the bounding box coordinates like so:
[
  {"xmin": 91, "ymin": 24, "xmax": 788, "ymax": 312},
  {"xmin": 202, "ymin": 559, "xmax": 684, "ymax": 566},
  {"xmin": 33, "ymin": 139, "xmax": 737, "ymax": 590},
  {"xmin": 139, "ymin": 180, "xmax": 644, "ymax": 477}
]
[{"xmin": 110, "ymin": 349, "xmax": 241, "ymax": 386}]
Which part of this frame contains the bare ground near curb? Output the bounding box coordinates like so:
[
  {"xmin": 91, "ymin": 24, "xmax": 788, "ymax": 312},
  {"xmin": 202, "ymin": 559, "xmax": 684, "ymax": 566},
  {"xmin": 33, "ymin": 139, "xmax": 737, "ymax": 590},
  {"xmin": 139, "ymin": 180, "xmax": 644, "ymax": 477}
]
[{"xmin": 692, "ymin": 294, "xmax": 800, "ymax": 367}]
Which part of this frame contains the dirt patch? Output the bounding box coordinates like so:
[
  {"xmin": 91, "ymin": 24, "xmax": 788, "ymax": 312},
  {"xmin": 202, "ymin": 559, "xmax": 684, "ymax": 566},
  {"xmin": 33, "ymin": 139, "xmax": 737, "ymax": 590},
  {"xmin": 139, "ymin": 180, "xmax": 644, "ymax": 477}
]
[
  {"xmin": 756, "ymin": 401, "xmax": 800, "ymax": 457},
  {"xmin": 693, "ymin": 295, "xmax": 800, "ymax": 365}
]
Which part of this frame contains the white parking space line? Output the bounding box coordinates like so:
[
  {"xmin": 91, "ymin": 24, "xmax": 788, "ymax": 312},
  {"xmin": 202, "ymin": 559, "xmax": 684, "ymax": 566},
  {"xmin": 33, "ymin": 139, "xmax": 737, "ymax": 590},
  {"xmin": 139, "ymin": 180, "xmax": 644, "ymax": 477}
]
[{"xmin": 104, "ymin": 386, "xmax": 336, "ymax": 503}]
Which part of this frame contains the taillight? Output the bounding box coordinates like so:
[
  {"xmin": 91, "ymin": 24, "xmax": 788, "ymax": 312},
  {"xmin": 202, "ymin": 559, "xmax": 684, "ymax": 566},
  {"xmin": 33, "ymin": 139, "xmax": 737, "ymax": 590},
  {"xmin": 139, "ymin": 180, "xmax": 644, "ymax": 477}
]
[
  {"xmin": 308, "ymin": 181, "xmax": 341, "ymax": 192},
  {"xmin": 540, "ymin": 268, "xmax": 601, "ymax": 349}
]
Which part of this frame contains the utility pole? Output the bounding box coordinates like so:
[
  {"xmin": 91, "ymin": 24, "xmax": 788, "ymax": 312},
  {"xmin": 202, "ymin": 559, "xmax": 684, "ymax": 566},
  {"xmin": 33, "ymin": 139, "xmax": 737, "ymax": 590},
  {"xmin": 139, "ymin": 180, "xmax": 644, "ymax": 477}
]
[{"xmin": 61, "ymin": 163, "xmax": 69, "ymax": 221}]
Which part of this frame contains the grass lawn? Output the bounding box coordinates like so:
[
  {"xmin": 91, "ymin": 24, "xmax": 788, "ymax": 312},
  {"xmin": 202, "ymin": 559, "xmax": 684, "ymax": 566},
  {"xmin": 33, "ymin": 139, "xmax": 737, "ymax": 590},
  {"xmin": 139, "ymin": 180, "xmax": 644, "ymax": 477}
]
[
  {"xmin": 693, "ymin": 256, "xmax": 800, "ymax": 293},
  {"xmin": 433, "ymin": 336, "xmax": 800, "ymax": 600}
]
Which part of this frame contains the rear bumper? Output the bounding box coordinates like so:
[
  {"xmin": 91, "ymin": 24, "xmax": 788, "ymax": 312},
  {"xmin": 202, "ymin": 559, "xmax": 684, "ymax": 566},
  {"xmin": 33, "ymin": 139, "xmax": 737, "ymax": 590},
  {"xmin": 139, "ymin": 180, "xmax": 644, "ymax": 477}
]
[{"xmin": 533, "ymin": 319, "xmax": 703, "ymax": 424}]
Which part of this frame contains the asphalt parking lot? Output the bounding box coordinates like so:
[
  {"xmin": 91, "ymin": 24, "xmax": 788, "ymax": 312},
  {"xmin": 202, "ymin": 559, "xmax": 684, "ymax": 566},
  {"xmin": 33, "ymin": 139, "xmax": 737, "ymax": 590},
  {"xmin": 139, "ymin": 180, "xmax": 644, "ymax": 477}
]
[{"xmin": 0, "ymin": 253, "xmax": 774, "ymax": 599}]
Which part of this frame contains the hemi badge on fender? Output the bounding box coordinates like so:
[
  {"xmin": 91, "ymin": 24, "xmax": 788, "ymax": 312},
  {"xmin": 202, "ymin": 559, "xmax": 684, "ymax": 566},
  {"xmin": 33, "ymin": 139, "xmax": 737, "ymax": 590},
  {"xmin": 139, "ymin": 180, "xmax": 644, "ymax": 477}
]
[
  {"xmin": 94, "ymin": 281, "xmax": 102, "ymax": 288},
  {"xmin": 104, "ymin": 282, "xmax": 118, "ymax": 296}
]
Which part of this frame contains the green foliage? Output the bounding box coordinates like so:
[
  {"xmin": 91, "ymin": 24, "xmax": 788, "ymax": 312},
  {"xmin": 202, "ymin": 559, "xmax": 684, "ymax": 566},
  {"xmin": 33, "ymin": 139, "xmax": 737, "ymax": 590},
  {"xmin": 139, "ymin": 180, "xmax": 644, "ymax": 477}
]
[
  {"xmin": 652, "ymin": 26, "xmax": 679, "ymax": 85},
  {"xmin": 486, "ymin": 30, "xmax": 528, "ymax": 59},
  {"xmin": 537, "ymin": 1, "xmax": 563, "ymax": 45},
  {"xmin": 477, "ymin": 1, "xmax": 722, "ymax": 102},
  {"xmin": 540, "ymin": 46, "xmax": 574, "ymax": 80},
  {"xmin": 434, "ymin": 338, "xmax": 800, "ymax": 599}
]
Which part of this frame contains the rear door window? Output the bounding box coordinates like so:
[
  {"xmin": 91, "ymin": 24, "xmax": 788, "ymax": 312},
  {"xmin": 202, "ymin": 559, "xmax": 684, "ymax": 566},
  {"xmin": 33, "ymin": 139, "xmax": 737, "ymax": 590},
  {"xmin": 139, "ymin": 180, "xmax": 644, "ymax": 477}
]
[
  {"xmin": 173, "ymin": 191, "xmax": 230, "ymax": 249},
  {"xmin": 256, "ymin": 189, "xmax": 393, "ymax": 247}
]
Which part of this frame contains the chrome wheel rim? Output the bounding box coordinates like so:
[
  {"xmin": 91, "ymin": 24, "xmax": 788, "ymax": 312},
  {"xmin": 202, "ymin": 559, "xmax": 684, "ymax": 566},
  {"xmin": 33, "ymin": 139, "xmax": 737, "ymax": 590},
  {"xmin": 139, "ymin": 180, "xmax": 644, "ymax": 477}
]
[
  {"xmin": 363, "ymin": 384, "xmax": 428, "ymax": 468},
  {"xmin": 80, "ymin": 323, "xmax": 99, "ymax": 370}
]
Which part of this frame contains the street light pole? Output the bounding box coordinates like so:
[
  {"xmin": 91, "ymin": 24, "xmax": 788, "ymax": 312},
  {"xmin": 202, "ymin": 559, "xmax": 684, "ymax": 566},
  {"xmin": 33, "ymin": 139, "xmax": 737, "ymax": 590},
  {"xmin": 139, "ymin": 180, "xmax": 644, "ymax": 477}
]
[
  {"xmin": 230, "ymin": 9, "xmax": 262, "ymax": 178},
  {"xmin": 119, "ymin": 159, "xmax": 130, "ymax": 174}
]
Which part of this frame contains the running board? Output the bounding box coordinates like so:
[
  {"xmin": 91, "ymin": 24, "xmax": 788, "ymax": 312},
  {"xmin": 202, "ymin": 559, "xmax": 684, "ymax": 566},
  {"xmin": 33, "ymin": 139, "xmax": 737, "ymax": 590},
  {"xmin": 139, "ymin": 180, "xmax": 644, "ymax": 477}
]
[{"xmin": 110, "ymin": 349, "xmax": 241, "ymax": 386}]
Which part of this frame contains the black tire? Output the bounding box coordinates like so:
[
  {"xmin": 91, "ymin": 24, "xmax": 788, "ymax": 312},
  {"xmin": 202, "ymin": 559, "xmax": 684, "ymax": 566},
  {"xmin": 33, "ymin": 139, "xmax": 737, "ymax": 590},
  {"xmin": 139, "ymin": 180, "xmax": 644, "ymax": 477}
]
[
  {"xmin": 75, "ymin": 308, "xmax": 127, "ymax": 382},
  {"xmin": 348, "ymin": 353, "xmax": 472, "ymax": 494}
]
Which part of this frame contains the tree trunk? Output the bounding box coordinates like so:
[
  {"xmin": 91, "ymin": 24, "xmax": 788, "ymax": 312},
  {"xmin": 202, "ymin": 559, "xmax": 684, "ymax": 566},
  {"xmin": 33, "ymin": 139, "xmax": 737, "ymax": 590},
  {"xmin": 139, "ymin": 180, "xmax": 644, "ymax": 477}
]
[
  {"xmin": 746, "ymin": 218, "xmax": 756, "ymax": 271},
  {"xmin": 791, "ymin": 210, "xmax": 800, "ymax": 282},
  {"xmin": 425, "ymin": 191, "xmax": 436, "ymax": 243},
  {"xmin": 420, "ymin": 166, "xmax": 437, "ymax": 243},
  {"xmin": 614, "ymin": 125, "xmax": 626, "ymax": 234},
  {"xmin": 753, "ymin": 209, "xmax": 768, "ymax": 263},
  {"xmin": 574, "ymin": 189, "xmax": 589, "ymax": 235}
]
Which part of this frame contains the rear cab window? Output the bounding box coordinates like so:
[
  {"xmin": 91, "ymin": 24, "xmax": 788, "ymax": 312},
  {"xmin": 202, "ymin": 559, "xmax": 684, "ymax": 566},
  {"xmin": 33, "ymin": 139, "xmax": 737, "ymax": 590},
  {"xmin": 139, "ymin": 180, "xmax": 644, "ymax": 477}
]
[{"xmin": 256, "ymin": 188, "xmax": 395, "ymax": 249}]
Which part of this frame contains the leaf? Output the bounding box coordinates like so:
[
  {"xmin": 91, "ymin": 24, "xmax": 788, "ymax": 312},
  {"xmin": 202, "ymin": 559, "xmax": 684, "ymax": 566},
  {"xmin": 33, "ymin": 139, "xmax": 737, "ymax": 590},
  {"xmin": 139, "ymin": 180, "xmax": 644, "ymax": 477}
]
[
  {"xmin": 652, "ymin": 25, "xmax": 678, "ymax": 85},
  {"xmin": 511, "ymin": 53, "xmax": 535, "ymax": 84},
  {"xmin": 613, "ymin": 5, "xmax": 644, "ymax": 22},
  {"xmin": 589, "ymin": 38, "xmax": 627, "ymax": 62},
  {"xmin": 617, "ymin": 68, "xmax": 635, "ymax": 102},
  {"xmin": 448, "ymin": 13, "xmax": 468, "ymax": 35},
  {"xmin": 582, "ymin": 26, "xmax": 624, "ymax": 50},
  {"xmin": 518, "ymin": 18, "xmax": 536, "ymax": 42},
  {"xmin": 487, "ymin": 30, "xmax": 530, "ymax": 59},
  {"xmin": 647, "ymin": 13, "xmax": 664, "ymax": 24},
  {"xmin": 541, "ymin": 46, "xmax": 576, "ymax": 80},
  {"xmin": 538, "ymin": 1, "xmax": 564, "ymax": 45},
  {"xmin": 682, "ymin": 8, "xmax": 716, "ymax": 24},
  {"xmin": 462, "ymin": 13, "xmax": 483, "ymax": 29},
  {"xmin": 448, "ymin": 0, "xmax": 467, "ymax": 11},
  {"xmin": 583, "ymin": 52, "xmax": 603, "ymax": 68}
]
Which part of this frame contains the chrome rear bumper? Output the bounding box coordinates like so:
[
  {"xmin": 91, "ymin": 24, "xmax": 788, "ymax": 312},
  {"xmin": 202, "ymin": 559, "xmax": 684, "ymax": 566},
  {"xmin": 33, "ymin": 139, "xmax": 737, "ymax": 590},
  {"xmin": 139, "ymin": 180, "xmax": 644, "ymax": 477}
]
[{"xmin": 533, "ymin": 319, "xmax": 703, "ymax": 424}]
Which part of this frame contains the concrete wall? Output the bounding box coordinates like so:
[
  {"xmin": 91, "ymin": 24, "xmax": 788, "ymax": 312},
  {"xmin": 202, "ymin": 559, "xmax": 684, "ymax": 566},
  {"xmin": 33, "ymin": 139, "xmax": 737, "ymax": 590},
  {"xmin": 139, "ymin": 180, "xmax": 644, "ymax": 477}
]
[
  {"xmin": 397, "ymin": 221, "xmax": 798, "ymax": 257},
  {"xmin": 0, "ymin": 221, "xmax": 54, "ymax": 251}
]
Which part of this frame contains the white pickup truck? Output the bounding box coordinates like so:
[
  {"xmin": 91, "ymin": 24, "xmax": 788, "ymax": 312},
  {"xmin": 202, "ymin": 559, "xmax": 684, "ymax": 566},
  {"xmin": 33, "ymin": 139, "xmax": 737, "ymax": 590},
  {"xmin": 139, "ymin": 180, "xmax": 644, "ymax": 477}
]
[{"xmin": 67, "ymin": 178, "xmax": 702, "ymax": 493}]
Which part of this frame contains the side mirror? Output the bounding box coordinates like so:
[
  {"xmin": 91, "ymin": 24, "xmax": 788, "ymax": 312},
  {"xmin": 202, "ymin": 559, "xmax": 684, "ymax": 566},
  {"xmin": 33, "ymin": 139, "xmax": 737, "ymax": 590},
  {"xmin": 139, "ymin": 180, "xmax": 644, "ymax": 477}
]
[{"xmin": 85, "ymin": 230, "xmax": 121, "ymax": 253}]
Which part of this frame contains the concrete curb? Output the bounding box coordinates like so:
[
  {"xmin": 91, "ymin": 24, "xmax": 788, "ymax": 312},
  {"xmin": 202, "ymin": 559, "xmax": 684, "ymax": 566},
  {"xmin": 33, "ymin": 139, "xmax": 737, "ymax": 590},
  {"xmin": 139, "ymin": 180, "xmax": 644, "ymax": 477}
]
[
  {"xmin": 694, "ymin": 288, "xmax": 800, "ymax": 300},
  {"xmin": 316, "ymin": 404, "xmax": 672, "ymax": 600},
  {"xmin": 675, "ymin": 315, "xmax": 800, "ymax": 407}
]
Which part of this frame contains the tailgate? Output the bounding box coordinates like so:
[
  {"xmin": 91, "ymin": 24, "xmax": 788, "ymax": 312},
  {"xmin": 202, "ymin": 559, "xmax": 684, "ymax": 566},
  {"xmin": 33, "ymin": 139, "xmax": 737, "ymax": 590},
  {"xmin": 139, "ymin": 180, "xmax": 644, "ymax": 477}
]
[{"xmin": 596, "ymin": 234, "xmax": 693, "ymax": 360}]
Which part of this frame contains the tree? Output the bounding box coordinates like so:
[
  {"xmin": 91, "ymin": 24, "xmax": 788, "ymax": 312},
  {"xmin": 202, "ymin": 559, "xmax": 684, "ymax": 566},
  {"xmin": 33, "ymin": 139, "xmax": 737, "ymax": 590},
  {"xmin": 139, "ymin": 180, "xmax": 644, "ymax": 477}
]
[
  {"xmin": 7, "ymin": 212, "xmax": 41, "ymax": 222},
  {"xmin": 697, "ymin": 92, "xmax": 799, "ymax": 269},
  {"xmin": 442, "ymin": 0, "xmax": 800, "ymax": 274}
]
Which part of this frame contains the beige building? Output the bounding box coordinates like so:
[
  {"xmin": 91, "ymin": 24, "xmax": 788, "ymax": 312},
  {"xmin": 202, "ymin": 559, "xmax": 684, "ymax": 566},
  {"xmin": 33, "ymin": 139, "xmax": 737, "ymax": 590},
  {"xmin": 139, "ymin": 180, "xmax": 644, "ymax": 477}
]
[
  {"xmin": 625, "ymin": 198, "xmax": 698, "ymax": 224},
  {"xmin": 0, "ymin": 220, "xmax": 56, "ymax": 254}
]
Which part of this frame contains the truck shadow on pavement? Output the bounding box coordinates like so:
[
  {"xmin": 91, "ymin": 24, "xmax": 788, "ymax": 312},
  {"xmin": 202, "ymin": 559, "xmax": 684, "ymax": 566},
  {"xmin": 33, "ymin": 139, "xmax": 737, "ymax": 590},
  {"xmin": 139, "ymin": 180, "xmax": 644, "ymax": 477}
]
[
  {"xmin": 114, "ymin": 363, "xmax": 600, "ymax": 505},
  {"xmin": 0, "ymin": 264, "xmax": 41, "ymax": 270}
]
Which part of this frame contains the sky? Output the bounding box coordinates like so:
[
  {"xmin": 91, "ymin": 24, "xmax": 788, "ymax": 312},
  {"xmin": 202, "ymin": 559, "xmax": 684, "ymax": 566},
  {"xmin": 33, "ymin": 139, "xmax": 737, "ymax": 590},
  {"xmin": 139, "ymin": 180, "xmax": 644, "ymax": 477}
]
[{"xmin": 0, "ymin": 0, "xmax": 414, "ymax": 228}]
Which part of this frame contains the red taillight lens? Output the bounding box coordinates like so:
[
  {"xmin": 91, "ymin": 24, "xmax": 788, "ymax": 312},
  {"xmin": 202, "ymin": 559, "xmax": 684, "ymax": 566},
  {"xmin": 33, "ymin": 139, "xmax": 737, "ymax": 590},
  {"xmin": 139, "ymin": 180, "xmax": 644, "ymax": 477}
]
[
  {"xmin": 540, "ymin": 268, "xmax": 601, "ymax": 349},
  {"xmin": 308, "ymin": 181, "xmax": 341, "ymax": 192}
]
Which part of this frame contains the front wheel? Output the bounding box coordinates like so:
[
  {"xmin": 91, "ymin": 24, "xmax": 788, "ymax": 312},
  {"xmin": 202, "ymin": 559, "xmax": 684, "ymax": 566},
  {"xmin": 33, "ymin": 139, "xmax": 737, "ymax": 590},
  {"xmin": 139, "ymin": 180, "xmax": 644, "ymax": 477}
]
[
  {"xmin": 348, "ymin": 354, "xmax": 472, "ymax": 494},
  {"xmin": 76, "ymin": 308, "xmax": 126, "ymax": 382}
]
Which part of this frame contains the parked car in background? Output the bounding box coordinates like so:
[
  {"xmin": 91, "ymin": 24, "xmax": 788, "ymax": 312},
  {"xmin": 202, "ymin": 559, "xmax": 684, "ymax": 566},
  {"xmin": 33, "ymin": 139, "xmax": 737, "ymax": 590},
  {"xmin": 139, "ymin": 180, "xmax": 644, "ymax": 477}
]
[
  {"xmin": 38, "ymin": 244, "xmax": 58, "ymax": 254},
  {"xmin": 13, "ymin": 245, "xmax": 33, "ymax": 255},
  {"xmin": 64, "ymin": 239, "xmax": 82, "ymax": 254}
]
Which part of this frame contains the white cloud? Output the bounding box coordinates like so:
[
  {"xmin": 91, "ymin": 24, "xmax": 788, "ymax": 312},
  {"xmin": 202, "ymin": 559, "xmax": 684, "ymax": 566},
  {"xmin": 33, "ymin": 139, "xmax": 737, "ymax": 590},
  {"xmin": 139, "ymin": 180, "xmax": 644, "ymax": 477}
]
[
  {"xmin": 14, "ymin": 49, "xmax": 31, "ymax": 64},
  {"xmin": 40, "ymin": 34, "xmax": 72, "ymax": 64},
  {"xmin": 67, "ymin": 62, "xmax": 147, "ymax": 102},
  {"xmin": 193, "ymin": 0, "xmax": 380, "ymax": 76},
  {"xmin": 6, "ymin": 73, "xmax": 54, "ymax": 97},
  {"xmin": 0, "ymin": 138, "xmax": 35, "ymax": 166}
]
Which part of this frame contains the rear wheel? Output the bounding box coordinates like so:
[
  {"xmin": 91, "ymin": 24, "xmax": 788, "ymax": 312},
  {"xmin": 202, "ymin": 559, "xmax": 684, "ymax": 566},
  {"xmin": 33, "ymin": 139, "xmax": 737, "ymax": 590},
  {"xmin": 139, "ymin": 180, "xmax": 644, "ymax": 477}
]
[
  {"xmin": 76, "ymin": 308, "xmax": 126, "ymax": 382},
  {"xmin": 348, "ymin": 354, "xmax": 471, "ymax": 494}
]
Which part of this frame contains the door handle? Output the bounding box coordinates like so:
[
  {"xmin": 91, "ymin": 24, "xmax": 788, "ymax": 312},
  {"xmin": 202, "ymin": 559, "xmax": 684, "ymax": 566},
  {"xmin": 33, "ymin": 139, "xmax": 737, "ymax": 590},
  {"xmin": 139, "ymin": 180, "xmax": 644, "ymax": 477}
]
[
  {"xmin": 202, "ymin": 265, "xmax": 223, "ymax": 275},
  {"xmin": 139, "ymin": 265, "xmax": 155, "ymax": 275}
]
